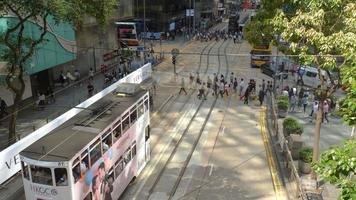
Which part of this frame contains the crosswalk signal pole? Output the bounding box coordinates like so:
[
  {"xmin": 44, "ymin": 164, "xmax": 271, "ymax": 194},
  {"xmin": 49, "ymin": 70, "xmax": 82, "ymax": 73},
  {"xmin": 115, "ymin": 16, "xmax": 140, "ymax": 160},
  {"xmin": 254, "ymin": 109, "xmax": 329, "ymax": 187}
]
[{"xmin": 172, "ymin": 56, "xmax": 176, "ymax": 74}]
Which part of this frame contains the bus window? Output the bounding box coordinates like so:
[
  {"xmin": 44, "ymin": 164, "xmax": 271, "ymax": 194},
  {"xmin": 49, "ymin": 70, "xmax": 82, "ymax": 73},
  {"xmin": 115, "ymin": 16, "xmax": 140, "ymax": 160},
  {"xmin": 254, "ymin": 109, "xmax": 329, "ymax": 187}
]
[
  {"xmin": 21, "ymin": 161, "xmax": 30, "ymax": 180},
  {"xmin": 72, "ymin": 163, "xmax": 80, "ymax": 183},
  {"xmin": 90, "ymin": 139, "xmax": 102, "ymax": 167},
  {"xmin": 102, "ymin": 132, "xmax": 112, "ymax": 153},
  {"xmin": 124, "ymin": 148, "xmax": 132, "ymax": 165},
  {"xmin": 132, "ymin": 142, "xmax": 137, "ymax": 157},
  {"xmin": 122, "ymin": 114, "xmax": 130, "ymax": 132},
  {"xmin": 30, "ymin": 165, "xmax": 53, "ymax": 186},
  {"xmin": 113, "ymin": 122, "xmax": 122, "ymax": 141},
  {"xmin": 55, "ymin": 168, "xmax": 68, "ymax": 186},
  {"xmin": 130, "ymin": 107, "xmax": 137, "ymax": 123},
  {"xmin": 114, "ymin": 157, "xmax": 124, "ymax": 178}
]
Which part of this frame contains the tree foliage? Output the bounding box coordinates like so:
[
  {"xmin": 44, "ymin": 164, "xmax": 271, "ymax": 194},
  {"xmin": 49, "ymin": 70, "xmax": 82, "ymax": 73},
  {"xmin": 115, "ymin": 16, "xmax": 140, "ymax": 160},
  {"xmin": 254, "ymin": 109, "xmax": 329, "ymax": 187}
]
[
  {"xmin": 312, "ymin": 139, "xmax": 356, "ymax": 200},
  {"xmin": 0, "ymin": 0, "xmax": 119, "ymax": 143}
]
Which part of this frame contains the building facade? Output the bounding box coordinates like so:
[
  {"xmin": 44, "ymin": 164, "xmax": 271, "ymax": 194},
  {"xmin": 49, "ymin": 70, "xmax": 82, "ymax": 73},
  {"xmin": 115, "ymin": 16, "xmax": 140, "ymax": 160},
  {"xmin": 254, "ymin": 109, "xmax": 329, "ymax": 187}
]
[{"xmin": 0, "ymin": 16, "xmax": 76, "ymax": 106}]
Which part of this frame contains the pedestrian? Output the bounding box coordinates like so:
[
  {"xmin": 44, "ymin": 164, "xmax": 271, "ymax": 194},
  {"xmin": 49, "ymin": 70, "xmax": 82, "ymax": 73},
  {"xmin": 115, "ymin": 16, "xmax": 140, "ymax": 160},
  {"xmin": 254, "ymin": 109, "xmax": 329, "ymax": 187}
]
[
  {"xmin": 262, "ymin": 79, "xmax": 266, "ymax": 92},
  {"xmin": 0, "ymin": 97, "xmax": 8, "ymax": 119},
  {"xmin": 179, "ymin": 77, "xmax": 188, "ymax": 95},
  {"xmin": 196, "ymin": 72, "xmax": 201, "ymax": 86},
  {"xmin": 59, "ymin": 70, "xmax": 67, "ymax": 86},
  {"xmin": 239, "ymin": 78, "xmax": 245, "ymax": 96},
  {"xmin": 229, "ymin": 72, "xmax": 234, "ymax": 83},
  {"xmin": 46, "ymin": 86, "xmax": 55, "ymax": 104},
  {"xmin": 198, "ymin": 82, "xmax": 207, "ymax": 100},
  {"xmin": 207, "ymin": 76, "xmax": 212, "ymax": 94},
  {"xmin": 233, "ymin": 77, "xmax": 238, "ymax": 93},
  {"xmin": 220, "ymin": 74, "xmax": 225, "ymax": 84},
  {"xmin": 244, "ymin": 87, "xmax": 250, "ymax": 105},
  {"xmin": 189, "ymin": 72, "xmax": 194, "ymax": 89},
  {"xmin": 310, "ymin": 101, "xmax": 319, "ymax": 122},
  {"xmin": 219, "ymin": 82, "xmax": 224, "ymax": 98},
  {"xmin": 74, "ymin": 69, "xmax": 81, "ymax": 81},
  {"xmin": 258, "ymin": 88, "xmax": 265, "ymax": 106},
  {"xmin": 87, "ymin": 82, "xmax": 94, "ymax": 97},
  {"xmin": 38, "ymin": 93, "xmax": 46, "ymax": 110},
  {"xmin": 302, "ymin": 94, "xmax": 308, "ymax": 114},
  {"xmin": 213, "ymin": 80, "xmax": 218, "ymax": 97},
  {"xmin": 322, "ymin": 100, "xmax": 329, "ymax": 123},
  {"xmin": 89, "ymin": 68, "xmax": 94, "ymax": 81},
  {"xmin": 290, "ymin": 95, "xmax": 297, "ymax": 112},
  {"xmin": 224, "ymin": 82, "xmax": 229, "ymax": 97}
]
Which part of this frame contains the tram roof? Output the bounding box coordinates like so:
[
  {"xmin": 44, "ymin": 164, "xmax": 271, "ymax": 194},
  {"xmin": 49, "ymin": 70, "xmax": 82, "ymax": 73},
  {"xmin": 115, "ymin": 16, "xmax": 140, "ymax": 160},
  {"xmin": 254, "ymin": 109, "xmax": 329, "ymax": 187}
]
[{"xmin": 20, "ymin": 85, "xmax": 148, "ymax": 162}]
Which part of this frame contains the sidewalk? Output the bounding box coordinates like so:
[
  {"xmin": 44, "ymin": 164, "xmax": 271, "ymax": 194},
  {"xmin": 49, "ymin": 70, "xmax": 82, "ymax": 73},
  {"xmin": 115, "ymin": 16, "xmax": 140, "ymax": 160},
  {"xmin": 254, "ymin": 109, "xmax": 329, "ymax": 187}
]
[{"xmin": 267, "ymin": 84, "xmax": 350, "ymax": 200}]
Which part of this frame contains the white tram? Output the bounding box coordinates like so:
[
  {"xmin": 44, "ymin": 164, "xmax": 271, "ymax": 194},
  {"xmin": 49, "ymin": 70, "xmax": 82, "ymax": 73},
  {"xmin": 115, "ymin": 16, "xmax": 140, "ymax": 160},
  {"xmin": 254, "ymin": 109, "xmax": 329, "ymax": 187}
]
[{"xmin": 20, "ymin": 83, "xmax": 151, "ymax": 200}]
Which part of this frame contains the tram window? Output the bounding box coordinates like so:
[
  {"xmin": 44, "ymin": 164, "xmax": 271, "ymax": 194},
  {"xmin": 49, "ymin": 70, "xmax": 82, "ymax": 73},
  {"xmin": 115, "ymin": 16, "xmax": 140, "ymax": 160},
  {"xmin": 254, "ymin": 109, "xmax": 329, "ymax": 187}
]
[
  {"xmin": 122, "ymin": 115, "xmax": 130, "ymax": 132},
  {"xmin": 145, "ymin": 126, "xmax": 150, "ymax": 141},
  {"xmin": 102, "ymin": 133, "xmax": 112, "ymax": 153},
  {"xmin": 21, "ymin": 161, "xmax": 30, "ymax": 180},
  {"xmin": 30, "ymin": 165, "xmax": 53, "ymax": 186},
  {"xmin": 144, "ymin": 99, "xmax": 149, "ymax": 111},
  {"xmin": 72, "ymin": 163, "xmax": 80, "ymax": 183},
  {"xmin": 114, "ymin": 157, "xmax": 124, "ymax": 178},
  {"xmin": 132, "ymin": 143, "xmax": 137, "ymax": 157},
  {"xmin": 90, "ymin": 140, "xmax": 102, "ymax": 167},
  {"xmin": 83, "ymin": 192, "xmax": 92, "ymax": 200},
  {"xmin": 113, "ymin": 123, "xmax": 122, "ymax": 141},
  {"xmin": 107, "ymin": 167, "xmax": 114, "ymax": 189},
  {"xmin": 81, "ymin": 154, "xmax": 89, "ymax": 173},
  {"xmin": 55, "ymin": 168, "xmax": 68, "ymax": 186},
  {"xmin": 138, "ymin": 104, "xmax": 144, "ymax": 118},
  {"xmin": 130, "ymin": 108, "xmax": 137, "ymax": 123},
  {"xmin": 124, "ymin": 148, "xmax": 132, "ymax": 165}
]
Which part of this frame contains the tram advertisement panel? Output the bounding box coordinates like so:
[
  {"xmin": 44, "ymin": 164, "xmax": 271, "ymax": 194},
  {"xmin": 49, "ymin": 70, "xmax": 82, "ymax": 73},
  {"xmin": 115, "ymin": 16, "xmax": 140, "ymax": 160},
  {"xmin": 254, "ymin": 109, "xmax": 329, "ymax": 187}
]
[{"xmin": 74, "ymin": 113, "xmax": 148, "ymax": 200}]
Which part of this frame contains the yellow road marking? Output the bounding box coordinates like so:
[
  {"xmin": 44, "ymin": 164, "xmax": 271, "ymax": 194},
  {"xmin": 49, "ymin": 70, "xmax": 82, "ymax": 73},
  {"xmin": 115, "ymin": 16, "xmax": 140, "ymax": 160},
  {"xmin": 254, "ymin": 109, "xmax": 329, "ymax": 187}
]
[{"xmin": 259, "ymin": 106, "xmax": 286, "ymax": 200}]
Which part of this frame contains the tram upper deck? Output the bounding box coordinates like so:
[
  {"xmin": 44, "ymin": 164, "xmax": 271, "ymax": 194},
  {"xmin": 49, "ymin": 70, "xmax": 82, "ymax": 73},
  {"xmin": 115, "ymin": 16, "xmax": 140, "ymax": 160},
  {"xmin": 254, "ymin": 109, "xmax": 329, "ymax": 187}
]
[{"xmin": 20, "ymin": 84, "xmax": 149, "ymax": 162}]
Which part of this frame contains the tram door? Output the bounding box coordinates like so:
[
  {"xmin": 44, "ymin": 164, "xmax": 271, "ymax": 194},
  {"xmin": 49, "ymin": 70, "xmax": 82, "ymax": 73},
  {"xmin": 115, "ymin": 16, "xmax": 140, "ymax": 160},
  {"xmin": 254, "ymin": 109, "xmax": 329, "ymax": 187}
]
[{"xmin": 145, "ymin": 125, "xmax": 150, "ymax": 161}]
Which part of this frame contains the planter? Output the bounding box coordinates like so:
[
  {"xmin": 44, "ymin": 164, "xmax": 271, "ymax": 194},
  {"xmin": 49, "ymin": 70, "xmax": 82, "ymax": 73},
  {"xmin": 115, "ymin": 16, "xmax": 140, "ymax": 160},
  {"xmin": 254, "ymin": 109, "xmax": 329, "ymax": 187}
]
[
  {"xmin": 299, "ymin": 147, "xmax": 313, "ymax": 174},
  {"xmin": 299, "ymin": 160, "xmax": 312, "ymax": 174},
  {"xmin": 278, "ymin": 109, "xmax": 288, "ymax": 118},
  {"xmin": 282, "ymin": 117, "xmax": 303, "ymax": 137},
  {"xmin": 287, "ymin": 134, "xmax": 303, "ymax": 160}
]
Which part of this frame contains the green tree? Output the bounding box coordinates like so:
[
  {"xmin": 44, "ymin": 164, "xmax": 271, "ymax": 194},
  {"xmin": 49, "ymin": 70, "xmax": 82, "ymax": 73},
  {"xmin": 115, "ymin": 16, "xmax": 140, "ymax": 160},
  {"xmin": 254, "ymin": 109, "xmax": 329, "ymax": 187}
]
[
  {"xmin": 0, "ymin": 0, "xmax": 118, "ymax": 145},
  {"xmin": 312, "ymin": 139, "xmax": 356, "ymax": 200},
  {"xmin": 244, "ymin": 0, "xmax": 356, "ymax": 196}
]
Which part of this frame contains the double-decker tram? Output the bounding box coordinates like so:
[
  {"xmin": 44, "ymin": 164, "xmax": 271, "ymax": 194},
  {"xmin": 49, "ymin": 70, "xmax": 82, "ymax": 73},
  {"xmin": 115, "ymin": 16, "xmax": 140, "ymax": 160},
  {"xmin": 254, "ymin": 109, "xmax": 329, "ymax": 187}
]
[{"xmin": 20, "ymin": 83, "xmax": 151, "ymax": 200}]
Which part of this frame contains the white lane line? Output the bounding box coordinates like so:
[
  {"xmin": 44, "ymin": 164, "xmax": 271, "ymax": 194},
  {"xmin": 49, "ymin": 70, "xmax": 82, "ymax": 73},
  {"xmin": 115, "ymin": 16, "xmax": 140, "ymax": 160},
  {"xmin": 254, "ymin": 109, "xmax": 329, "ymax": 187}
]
[{"xmin": 209, "ymin": 164, "xmax": 214, "ymax": 176}]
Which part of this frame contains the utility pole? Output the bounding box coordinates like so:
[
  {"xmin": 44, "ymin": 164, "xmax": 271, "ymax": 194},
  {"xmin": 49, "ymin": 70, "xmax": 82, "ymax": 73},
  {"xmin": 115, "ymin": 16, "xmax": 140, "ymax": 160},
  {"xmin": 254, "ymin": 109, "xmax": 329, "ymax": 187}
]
[{"xmin": 143, "ymin": 0, "xmax": 146, "ymax": 48}]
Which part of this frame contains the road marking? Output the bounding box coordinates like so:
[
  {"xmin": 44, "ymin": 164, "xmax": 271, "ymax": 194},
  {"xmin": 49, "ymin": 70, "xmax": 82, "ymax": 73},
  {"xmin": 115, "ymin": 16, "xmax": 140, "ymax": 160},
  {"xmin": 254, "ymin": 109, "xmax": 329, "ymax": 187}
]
[
  {"xmin": 209, "ymin": 164, "xmax": 214, "ymax": 176},
  {"xmin": 259, "ymin": 106, "xmax": 286, "ymax": 200}
]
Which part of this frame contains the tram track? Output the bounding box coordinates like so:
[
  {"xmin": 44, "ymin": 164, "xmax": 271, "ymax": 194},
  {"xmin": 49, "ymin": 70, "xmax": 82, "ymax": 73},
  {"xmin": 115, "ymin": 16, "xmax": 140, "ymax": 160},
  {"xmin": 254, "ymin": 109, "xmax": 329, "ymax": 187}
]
[
  {"xmin": 149, "ymin": 39, "xmax": 221, "ymax": 152},
  {"xmin": 145, "ymin": 37, "xmax": 230, "ymax": 200}
]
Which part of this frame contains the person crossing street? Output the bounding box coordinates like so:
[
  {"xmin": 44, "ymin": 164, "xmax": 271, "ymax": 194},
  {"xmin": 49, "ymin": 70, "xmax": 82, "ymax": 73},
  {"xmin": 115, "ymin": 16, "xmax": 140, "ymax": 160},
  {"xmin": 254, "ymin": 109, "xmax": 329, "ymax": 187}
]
[{"xmin": 179, "ymin": 77, "xmax": 188, "ymax": 95}]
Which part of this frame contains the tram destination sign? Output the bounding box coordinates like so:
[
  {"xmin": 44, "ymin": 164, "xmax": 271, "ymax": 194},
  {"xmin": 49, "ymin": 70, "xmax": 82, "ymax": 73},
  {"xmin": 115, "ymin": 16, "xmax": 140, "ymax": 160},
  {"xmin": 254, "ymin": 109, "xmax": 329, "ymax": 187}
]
[{"xmin": 0, "ymin": 63, "xmax": 153, "ymax": 185}]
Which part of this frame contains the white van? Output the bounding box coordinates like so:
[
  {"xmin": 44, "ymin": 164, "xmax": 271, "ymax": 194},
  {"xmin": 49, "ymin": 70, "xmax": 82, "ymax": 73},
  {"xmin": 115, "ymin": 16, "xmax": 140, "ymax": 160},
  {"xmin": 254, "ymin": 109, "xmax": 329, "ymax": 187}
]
[{"xmin": 298, "ymin": 66, "xmax": 331, "ymax": 88}]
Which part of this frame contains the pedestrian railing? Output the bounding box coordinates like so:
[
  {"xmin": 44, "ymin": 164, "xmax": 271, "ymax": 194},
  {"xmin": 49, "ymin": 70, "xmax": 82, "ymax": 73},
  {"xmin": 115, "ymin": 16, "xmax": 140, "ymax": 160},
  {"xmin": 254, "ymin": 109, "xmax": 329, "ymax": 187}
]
[{"xmin": 269, "ymin": 93, "xmax": 309, "ymax": 200}]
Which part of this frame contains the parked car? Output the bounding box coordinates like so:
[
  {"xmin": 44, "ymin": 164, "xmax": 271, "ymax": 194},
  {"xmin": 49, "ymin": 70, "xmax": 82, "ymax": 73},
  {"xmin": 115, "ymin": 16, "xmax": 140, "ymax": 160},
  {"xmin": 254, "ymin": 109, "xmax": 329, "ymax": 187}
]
[{"xmin": 260, "ymin": 64, "xmax": 288, "ymax": 79}]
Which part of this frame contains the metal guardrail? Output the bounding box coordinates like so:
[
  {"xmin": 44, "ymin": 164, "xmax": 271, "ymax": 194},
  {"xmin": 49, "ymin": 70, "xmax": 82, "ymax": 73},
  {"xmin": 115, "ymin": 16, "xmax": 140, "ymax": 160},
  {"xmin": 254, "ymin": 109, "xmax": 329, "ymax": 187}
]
[{"xmin": 269, "ymin": 93, "xmax": 309, "ymax": 200}]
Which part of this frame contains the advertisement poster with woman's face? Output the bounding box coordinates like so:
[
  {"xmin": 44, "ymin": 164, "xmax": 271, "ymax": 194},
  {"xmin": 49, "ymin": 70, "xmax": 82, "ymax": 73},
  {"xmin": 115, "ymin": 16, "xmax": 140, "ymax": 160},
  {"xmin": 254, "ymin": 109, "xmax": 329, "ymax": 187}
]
[{"xmin": 83, "ymin": 149, "xmax": 114, "ymax": 200}]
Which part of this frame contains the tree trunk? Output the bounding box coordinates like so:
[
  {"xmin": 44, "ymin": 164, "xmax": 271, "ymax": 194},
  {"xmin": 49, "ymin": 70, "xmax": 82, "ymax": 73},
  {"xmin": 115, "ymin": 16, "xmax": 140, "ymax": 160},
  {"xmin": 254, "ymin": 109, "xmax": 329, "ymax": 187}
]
[
  {"xmin": 8, "ymin": 93, "xmax": 22, "ymax": 145},
  {"xmin": 312, "ymin": 104, "xmax": 323, "ymax": 179}
]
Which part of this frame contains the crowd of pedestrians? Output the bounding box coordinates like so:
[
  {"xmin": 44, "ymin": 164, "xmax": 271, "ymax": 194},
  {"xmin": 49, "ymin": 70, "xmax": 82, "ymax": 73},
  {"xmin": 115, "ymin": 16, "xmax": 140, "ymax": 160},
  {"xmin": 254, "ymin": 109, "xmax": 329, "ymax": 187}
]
[
  {"xmin": 177, "ymin": 72, "xmax": 273, "ymax": 106},
  {"xmin": 193, "ymin": 29, "xmax": 243, "ymax": 44},
  {"xmin": 280, "ymin": 85, "xmax": 332, "ymax": 124}
]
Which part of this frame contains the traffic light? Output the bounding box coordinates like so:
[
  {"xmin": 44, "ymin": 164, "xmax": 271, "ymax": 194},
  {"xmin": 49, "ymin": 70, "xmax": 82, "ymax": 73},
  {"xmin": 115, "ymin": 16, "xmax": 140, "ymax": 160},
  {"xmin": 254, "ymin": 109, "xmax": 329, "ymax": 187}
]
[{"xmin": 172, "ymin": 56, "xmax": 176, "ymax": 65}]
